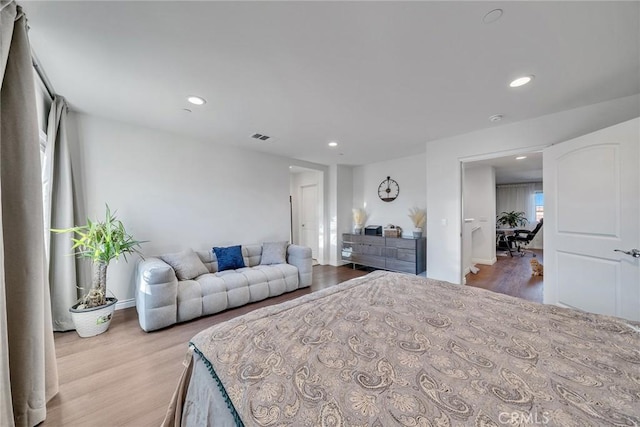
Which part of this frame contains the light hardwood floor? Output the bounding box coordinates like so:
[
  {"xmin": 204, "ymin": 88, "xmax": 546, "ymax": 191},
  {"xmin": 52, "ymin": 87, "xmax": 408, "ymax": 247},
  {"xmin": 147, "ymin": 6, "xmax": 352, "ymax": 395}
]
[
  {"xmin": 43, "ymin": 262, "xmax": 540, "ymax": 426},
  {"xmin": 42, "ymin": 265, "xmax": 367, "ymax": 426}
]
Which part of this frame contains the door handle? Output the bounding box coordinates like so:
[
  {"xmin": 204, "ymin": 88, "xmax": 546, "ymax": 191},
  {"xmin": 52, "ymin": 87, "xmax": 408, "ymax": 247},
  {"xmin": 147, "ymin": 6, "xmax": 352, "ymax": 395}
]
[{"xmin": 614, "ymin": 248, "xmax": 640, "ymax": 258}]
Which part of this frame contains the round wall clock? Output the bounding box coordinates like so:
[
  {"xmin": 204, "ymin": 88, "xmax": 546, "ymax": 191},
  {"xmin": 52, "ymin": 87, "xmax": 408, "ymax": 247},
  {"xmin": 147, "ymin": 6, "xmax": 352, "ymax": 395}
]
[{"xmin": 378, "ymin": 176, "xmax": 399, "ymax": 202}]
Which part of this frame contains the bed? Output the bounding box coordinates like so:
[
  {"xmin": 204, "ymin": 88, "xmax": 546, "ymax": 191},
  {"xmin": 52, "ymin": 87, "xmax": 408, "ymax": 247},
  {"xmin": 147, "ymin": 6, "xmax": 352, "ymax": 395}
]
[{"xmin": 163, "ymin": 270, "xmax": 640, "ymax": 426}]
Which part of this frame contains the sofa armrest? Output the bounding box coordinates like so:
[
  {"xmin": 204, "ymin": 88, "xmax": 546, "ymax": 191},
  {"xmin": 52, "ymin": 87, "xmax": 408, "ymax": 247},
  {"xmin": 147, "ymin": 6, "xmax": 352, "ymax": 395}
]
[
  {"xmin": 136, "ymin": 257, "xmax": 178, "ymax": 332},
  {"xmin": 287, "ymin": 244, "xmax": 312, "ymax": 288}
]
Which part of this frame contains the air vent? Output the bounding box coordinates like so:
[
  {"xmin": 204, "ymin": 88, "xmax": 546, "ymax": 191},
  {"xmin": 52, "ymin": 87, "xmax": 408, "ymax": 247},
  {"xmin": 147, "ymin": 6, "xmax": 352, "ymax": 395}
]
[{"xmin": 250, "ymin": 133, "xmax": 272, "ymax": 141}]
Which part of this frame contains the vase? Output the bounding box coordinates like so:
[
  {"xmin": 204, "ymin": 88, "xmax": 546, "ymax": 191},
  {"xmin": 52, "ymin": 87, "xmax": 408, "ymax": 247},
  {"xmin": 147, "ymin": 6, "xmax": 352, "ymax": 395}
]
[
  {"xmin": 412, "ymin": 229, "xmax": 423, "ymax": 238},
  {"xmin": 69, "ymin": 297, "xmax": 118, "ymax": 338}
]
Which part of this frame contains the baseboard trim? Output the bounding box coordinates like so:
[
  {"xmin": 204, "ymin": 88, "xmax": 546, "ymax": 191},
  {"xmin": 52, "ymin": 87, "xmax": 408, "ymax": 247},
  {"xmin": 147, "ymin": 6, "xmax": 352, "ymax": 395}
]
[
  {"xmin": 472, "ymin": 257, "xmax": 497, "ymax": 266},
  {"xmin": 116, "ymin": 298, "xmax": 136, "ymax": 311}
]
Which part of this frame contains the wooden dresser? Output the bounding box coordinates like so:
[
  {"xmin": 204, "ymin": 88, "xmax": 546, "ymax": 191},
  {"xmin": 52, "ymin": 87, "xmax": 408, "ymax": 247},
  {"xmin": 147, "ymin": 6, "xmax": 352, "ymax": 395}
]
[{"xmin": 341, "ymin": 233, "xmax": 426, "ymax": 275}]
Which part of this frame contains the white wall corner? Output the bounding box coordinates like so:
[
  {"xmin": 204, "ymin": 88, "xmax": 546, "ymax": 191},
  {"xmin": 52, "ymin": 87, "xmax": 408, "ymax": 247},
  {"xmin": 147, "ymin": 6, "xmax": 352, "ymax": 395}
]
[{"xmin": 472, "ymin": 257, "xmax": 497, "ymax": 266}]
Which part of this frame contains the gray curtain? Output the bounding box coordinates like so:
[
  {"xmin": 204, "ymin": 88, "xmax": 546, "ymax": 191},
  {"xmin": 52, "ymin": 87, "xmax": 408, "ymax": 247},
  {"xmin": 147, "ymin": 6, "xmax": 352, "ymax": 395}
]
[
  {"xmin": 496, "ymin": 183, "xmax": 537, "ymax": 225},
  {"xmin": 0, "ymin": 1, "xmax": 59, "ymax": 425},
  {"xmin": 44, "ymin": 96, "xmax": 78, "ymax": 331}
]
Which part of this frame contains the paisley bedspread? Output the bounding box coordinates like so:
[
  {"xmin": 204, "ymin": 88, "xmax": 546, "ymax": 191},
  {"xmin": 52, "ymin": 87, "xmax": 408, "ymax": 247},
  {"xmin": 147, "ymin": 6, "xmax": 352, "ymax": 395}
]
[{"xmin": 183, "ymin": 270, "xmax": 640, "ymax": 426}]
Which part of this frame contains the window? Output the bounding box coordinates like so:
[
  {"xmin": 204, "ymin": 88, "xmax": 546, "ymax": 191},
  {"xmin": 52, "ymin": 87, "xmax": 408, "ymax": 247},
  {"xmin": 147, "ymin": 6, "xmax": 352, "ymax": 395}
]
[
  {"xmin": 534, "ymin": 191, "xmax": 544, "ymax": 222},
  {"xmin": 33, "ymin": 70, "xmax": 50, "ymax": 166}
]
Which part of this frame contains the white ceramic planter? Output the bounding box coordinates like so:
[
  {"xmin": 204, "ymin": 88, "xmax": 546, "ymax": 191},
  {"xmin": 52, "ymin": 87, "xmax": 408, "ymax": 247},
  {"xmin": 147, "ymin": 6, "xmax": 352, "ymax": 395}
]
[{"xmin": 69, "ymin": 297, "xmax": 118, "ymax": 338}]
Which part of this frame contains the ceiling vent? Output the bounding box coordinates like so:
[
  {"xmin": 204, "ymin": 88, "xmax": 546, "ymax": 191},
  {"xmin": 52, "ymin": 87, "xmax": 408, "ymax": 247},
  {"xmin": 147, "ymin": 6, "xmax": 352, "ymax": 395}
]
[{"xmin": 250, "ymin": 133, "xmax": 272, "ymax": 141}]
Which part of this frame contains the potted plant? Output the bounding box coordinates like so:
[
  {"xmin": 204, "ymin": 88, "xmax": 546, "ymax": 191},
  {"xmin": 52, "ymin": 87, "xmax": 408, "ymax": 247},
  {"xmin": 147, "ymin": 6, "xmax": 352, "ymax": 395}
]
[
  {"xmin": 408, "ymin": 207, "xmax": 426, "ymax": 238},
  {"xmin": 52, "ymin": 205, "xmax": 144, "ymax": 337},
  {"xmin": 497, "ymin": 211, "xmax": 529, "ymax": 229}
]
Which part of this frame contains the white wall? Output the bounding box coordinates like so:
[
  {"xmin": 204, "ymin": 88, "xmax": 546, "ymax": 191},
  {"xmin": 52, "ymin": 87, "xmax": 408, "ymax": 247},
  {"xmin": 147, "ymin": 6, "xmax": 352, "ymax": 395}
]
[
  {"xmin": 69, "ymin": 113, "xmax": 294, "ymax": 305},
  {"xmin": 426, "ymin": 94, "xmax": 640, "ymax": 284},
  {"xmin": 353, "ymin": 153, "xmax": 427, "ymax": 236},
  {"xmin": 328, "ymin": 165, "xmax": 354, "ymax": 266},
  {"xmin": 463, "ymin": 165, "xmax": 496, "ymax": 266}
]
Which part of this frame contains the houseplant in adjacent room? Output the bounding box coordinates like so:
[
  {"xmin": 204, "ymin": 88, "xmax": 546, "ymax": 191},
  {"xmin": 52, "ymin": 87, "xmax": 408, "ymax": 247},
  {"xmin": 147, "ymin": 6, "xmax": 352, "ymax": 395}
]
[
  {"xmin": 497, "ymin": 211, "xmax": 529, "ymax": 229},
  {"xmin": 408, "ymin": 207, "xmax": 426, "ymax": 238},
  {"xmin": 53, "ymin": 205, "xmax": 143, "ymax": 337}
]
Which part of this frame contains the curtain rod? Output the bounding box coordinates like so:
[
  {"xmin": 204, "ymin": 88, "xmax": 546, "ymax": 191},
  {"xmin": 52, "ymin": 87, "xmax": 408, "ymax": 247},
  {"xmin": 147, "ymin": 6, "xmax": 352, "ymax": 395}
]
[{"xmin": 31, "ymin": 50, "xmax": 55, "ymax": 100}]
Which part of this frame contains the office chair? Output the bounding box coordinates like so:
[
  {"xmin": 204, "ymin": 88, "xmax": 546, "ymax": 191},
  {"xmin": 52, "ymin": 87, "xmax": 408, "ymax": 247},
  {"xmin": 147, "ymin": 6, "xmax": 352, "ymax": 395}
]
[{"xmin": 509, "ymin": 218, "xmax": 543, "ymax": 257}]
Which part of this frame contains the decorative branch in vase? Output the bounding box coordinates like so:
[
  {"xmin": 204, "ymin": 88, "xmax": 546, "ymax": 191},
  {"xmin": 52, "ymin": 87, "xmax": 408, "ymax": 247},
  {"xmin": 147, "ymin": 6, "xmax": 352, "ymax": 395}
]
[
  {"xmin": 352, "ymin": 208, "xmax": 367, "ymax": 234},
  {"xmin": 408, "ymin": 207, "xmax": 426, "ymax": 238}
]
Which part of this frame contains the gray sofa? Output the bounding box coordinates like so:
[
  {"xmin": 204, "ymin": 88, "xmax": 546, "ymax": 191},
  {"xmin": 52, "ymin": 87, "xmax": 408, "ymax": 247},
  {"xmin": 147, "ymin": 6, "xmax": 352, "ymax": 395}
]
[{"xmin": 136, "ymin": 244, "xmax": 312, "ymax": 332}]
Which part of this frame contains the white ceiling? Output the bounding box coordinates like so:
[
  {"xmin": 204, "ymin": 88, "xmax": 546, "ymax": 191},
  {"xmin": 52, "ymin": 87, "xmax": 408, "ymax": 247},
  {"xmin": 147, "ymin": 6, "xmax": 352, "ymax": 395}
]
[
  {"xmin": 465, "ymin": 151, "xmax": 543, "ymax": 185},
  {"xmin": 23, "ymin": 1, "xmax": 640, "ymax": 166}
]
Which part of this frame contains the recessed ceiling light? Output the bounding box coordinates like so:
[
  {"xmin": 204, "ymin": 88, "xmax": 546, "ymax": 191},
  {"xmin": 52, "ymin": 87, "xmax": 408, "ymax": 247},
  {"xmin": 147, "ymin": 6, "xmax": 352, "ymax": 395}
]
[
  {"xmin": 328, "ymin": 141, "xmax": 338, "ymax": 147},
  {"xmin": 489, "ymin": 114, "xmax": 503, "ymax": 122},
  {"xmin": 516, "ymin": 156, "xmax": 527, "ymax": 160},
  {"xmin": 483, "ymin": 9, "xmax": 503, "ymax": 24},
  {"xmin": 187, "ymin": 96, "xmax": 206, "ymax": 105},
  {"xmin": 509, "ymin": 76, "xmax": 534, "ymax": 88}
]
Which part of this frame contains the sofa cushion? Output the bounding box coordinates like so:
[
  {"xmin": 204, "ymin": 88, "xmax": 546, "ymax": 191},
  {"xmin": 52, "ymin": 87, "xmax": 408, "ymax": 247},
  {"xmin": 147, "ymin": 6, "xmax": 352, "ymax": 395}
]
[
  {"xmin": 196, "ymin": 250, "xmax": 216, "ymax": 273},
  {"xmin": 160, "ymin": 249, "xmax": 208, "ymax": 280},
  {"xmin": 196, "ymin": 274, "xmax": 229, "ymax": 315},
  {"xmin": 260, "ymin": 241, "xmax": 288, "ymax": 265},
  {"xmin": 242, "ymin": 245, "xmax": 263, "ymax": 267},
  {"xmin": 213, "ymin": 245, "xmax": 246, "ymax": 271},
  {"xmin": 176, "ymin": 280, "xmax": 203, "ymax": 322},
  {"xmin": 236, "ymin": 268, "xmax": 270, "ymax": 302}
]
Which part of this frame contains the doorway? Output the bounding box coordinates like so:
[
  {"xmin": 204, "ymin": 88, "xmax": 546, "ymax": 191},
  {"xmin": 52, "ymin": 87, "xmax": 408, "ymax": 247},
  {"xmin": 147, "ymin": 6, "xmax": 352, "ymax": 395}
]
[
  {"xmin": 290, "ymin": 166, "xmax": 324, "ymax": 264},
  {"xmin": 300, "ymin": 184, "xmax": 318, "ymax": 258},
  {"xmin": 461, "ymin": 151, "xmax": 544, "ymax": 301}
]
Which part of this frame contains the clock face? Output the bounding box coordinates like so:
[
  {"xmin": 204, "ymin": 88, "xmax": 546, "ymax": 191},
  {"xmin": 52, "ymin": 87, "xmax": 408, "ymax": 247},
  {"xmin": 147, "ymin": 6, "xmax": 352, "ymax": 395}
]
[{"xmin": 378, "ymin": 176, "xmax": 399, "ymax": 202}]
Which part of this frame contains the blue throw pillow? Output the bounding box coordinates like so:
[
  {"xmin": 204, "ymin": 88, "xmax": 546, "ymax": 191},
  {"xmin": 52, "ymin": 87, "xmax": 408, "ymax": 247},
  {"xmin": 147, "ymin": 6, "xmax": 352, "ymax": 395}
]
[{"xmin": 213, "ymin": 245, "xmax": 245, "ymax": 272}]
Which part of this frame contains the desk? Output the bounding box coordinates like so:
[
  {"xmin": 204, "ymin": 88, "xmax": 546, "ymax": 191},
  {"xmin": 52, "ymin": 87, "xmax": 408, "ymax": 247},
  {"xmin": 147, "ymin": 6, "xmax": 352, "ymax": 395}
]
[{"xmin": 496, "ymin": 229, "xmax": 516, "ymax": 257}]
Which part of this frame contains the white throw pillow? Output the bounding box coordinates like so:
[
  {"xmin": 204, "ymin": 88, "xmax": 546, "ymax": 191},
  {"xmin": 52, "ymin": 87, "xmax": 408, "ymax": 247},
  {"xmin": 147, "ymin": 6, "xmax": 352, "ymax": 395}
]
[
  {"xmin": 160, "ymin": 248, "xmax": 209, "ymax": 280},
  {"xmin": 260, "ymin": 241, "xmax": 288, "ymax": 265}
]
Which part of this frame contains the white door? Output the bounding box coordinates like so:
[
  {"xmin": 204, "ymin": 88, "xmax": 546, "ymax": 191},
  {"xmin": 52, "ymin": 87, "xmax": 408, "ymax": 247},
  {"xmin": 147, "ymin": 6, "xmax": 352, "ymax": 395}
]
[
  {"xmin": 300, "ymin": 184, "xmax": 318, "ymax": 259},
  {"xmin": 544, "ymin": 118, "xmax": 639, "ymax": 321}
]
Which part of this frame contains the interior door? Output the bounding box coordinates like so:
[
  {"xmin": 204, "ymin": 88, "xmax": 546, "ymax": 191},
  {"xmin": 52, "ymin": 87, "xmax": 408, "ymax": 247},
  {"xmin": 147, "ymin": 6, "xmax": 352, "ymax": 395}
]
[
  {"xmin": 300, "ymin": 184, "xmax": 318, "ymax": 259},
  {"xmin": 543, "ymin": 118, "xmax": 639, "ymax": 321}
]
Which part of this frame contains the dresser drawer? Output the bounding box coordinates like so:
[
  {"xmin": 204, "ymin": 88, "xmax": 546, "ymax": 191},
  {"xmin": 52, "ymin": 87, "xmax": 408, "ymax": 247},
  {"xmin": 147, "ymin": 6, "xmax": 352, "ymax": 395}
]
[
  {"xmin": 343, "ymin": 233, "xmax": 361, "ymax": 243},
  {"xmin": 385, "ymin": 237, "xmax": 417, "ymax": 250},
  {"xmin": 360, "ymin": 244, "xmax": 383, "ymax": 256},
  {"xmin": 386, "ymin": 259, "xmax": 417, "ymax": 274},
  {"xmin": 352, "ymin": 254, "xmax": 386, "ymax": 269},
  {"xmin": 361, "ymin": 235, "xmax": 385, "ymax": 246},
  {"xmin": 396, "ymin": 248, "xmax": 416, "ymax": 262}
]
